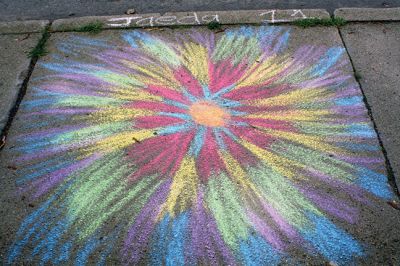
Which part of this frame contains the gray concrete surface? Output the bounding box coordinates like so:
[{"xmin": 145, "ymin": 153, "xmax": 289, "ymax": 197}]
[
  {"xmin": 335, "ymin": 7, "xmax": 400, "ymax": 21},
  {"xmin": 340, "ymin": 22, "xmax": 400, "ymax": 189},
  {"xmin": 0, "ymin": 31, "xmax": 44, "ymax": 134},
  {"xmin": 1, "ymin": 0, "xmax": 400, "ymax": 22},
  {"xmin": 1, "ymin": 23, "xmax": 399, "ymax": 265},
  {"xmin": 51, "ymin": 9, "xmax": 330, "ymax": 31},
  {"xmin": 0, "ymin": 20, "xmax": 49, "ymax": 34}
]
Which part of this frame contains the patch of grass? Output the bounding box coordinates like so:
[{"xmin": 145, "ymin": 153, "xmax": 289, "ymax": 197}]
[
  {"xmin": 28, "ymin": 25, "xmax": 51, "ymax": 58},
  {"xmin": 293, "ymin": 17, "xmax": 347, "ymax": 28},
  {"xmin": 207, "ymin": 21, "xmax": 222, "ymax": 30},
  {"xmin": 75, "ymin": 21, "xmax": 104, "ymax": 33}
]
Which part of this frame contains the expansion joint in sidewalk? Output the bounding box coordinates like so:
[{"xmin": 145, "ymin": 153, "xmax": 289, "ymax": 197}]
[
  {"xmin": 0, "ymin": 22, "xmax": 53, "ymax": 151},
  {"xmin": 337, "ymin": 25, "xmax": 400, "ymax": 198}
]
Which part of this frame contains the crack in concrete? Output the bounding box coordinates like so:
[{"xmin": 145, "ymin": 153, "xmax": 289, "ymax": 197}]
[
  {"xmin": 337, "ymin": 24, "xmax": 400, "ymax": 199},
  {"xmin": 0, "ymin": 22, "xmax": 53, "ymax": 152}
]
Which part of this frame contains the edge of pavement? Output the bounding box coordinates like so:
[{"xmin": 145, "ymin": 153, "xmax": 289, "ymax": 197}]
[{"xmin": 0, "ymin": 8, "xmax": 399, "ymax": 34}]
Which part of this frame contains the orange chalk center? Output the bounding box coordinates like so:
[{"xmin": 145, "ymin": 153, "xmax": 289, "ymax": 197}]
[{"xmin": 189, "ymin": 101, "xmax": 230, "ymax": 127}]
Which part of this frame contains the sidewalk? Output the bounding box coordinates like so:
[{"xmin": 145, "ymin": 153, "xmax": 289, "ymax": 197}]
[{"xmin": 0, "ymin": 8, "xmax": 399, "ymax": 265}]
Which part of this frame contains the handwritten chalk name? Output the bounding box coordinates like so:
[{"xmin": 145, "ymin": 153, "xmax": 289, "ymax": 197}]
[
  {"xmin": 107, "ymin": 13, "xmax": 219, "ymax": 27},
  {"xmin": 106, "ymin": 10, "xmax": 309, "ymax": 28}
]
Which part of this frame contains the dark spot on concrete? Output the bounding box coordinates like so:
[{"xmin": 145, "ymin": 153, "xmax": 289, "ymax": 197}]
[{"xmin": 387, "ymin": 200, "xmax": 400, "ymax": 210}]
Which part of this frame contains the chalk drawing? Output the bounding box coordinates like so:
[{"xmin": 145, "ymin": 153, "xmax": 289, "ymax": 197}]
[
  {"xmin": 7, "ymin": 26, "xmax": 394, "ymax": 265},
  {"xmin": 259, "ymin": 9, "xmax": 307, "ymax": 23},
  {"xmin": 107, "ymin": 12, "xmax": 220, "ymax": 27},
  {"xmin": 106, "ymin": 10, "xmax": 308, "ymax": 28}
]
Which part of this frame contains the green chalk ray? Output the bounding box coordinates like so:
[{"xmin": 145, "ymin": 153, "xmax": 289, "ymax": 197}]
[
  {"xmin": 73, "ymin": 175, "xmax": 160, "ymax": 240},
  {"xmin": 233, "ymin": 37, "xmax": 260, "ymax": 65},
  {"xmin": 65, "ymin": 151, "xmax": 160, "ymax": 239},
  {"xmin": 140, "ymin": 39, "xmax": 180, "ymax": 67},
  {"xmin": 278, "ymin": 66, "xmax": 315, "ymax": 85},
  {"xmin": 271, "ymin": 141, "xmax": 354, "ymax": 182},
  {"xmin": 93, "ymin": 71, "xmax": 144, "ymax": 87},
  {"xmin": 212, "ymin": 35, "xmax": 231, "ymax": 61},
  {"xmin": 66, "ymin": 156, "xmax": 123, "ymax": 216},
  {"xmin": 213, "ymin": 35, "xmax": 262, "ymax": 65},
  {"xmin": 56, "ymin": 94, "xmax": 126, "ymax": 108},
  {"xmin": 295, "ymin": 101, "xmax": 333, "ymax": 110},
  {"xmin": 206, "ymin": 174, "xmax": 250, "ymax": 248},
  {"xmin": 295, "ymin": 122, "xmax": 349, "ymax": 136},
  {"xmin": 247, "ymin": 165, "xmax": 321, "ymax": 230},
  {"xmin": 52, "ymin": 122, "xmax": 130, "ymax": 146}
]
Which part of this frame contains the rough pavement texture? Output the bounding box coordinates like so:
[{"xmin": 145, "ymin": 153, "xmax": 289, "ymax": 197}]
[
  {"xmin": 1, "ymin": 24, "xmax": 399, "ymax": 265},
  {"xmin": 0, "ymin": 20, "xmax": 49, "ymax": 34},
  {"xmin": 0, "ymin": 33, "xmax": 42, "ymax": 134},
  {"xmin": 51, "ymin": 9, "xmax": 330, "ymax": 31},
  {"xmin": 340, "ymin": 22, "xmax": 400, "ymax": 189},
  {"xmin": 1, "ymin": 0, "xmax": 400, "ymax": 21},
  {"xmin": 335, "ymin": 7, "xmax": 400, "ymax": 21}
]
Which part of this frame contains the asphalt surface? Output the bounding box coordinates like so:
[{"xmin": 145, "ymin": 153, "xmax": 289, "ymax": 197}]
[{"xmin": 1, "ymin": 0, "xmax": 400, "ymax": 21}]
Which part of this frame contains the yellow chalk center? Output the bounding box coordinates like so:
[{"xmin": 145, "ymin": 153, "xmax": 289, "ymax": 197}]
[{"xmin": 189, "ymin": 101, "xmax": 230, "ymax": 127}]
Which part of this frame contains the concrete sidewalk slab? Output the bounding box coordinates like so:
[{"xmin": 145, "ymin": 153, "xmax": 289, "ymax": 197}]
[
  {"xmin": 1, "ymin": 25, "xmax": 399, "ymax": 265},
  {"xmin": 334, "ymin": 7, "xmax": 400, "ymax": 21},
  {"xmin": 340, "ymin": 22, "xmax": 400, "ymax": 189},
  {"xmin": 0, "ymin": 20, "xmax": 49, "ymax": 34},
  {"xmin": 51, "ymin": 9, "xmax": 330, "ymax": 31},
  {"xmin": 163, "ymin": 9, "xmax": 330, "ymax": 24},
  {"xmin": 0, "ymin": 33, "xmax": 43, "ymax": 134}
]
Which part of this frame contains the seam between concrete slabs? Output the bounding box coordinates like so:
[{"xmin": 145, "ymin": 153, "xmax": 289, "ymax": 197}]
[
  {"xmin": 334, "ymin": 7, "xmax": 400, "ymax": 22},
  {"xmin": 0, "ymin": 22, "xmax": 53, "ymax": 150},
  {"xmin": 0, "ymin": 20, "xmax": 50, "ymax": 35},
  {"xmin": 0, "ymin": 31, "xmax": 50, "ymax": 36},
  {"xmin": 336, "ymin": 25, "xmax": 400, "ymax": 199},
  {"xmin": 49, "ymin": 9, "xmax": 330, "ymax": 32}
]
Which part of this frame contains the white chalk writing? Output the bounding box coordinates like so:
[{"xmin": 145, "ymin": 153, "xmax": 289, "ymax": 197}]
[
  {"xmin": 107, "ymin": 13, "xmax": 220, "ymax": 27},
  {"xmin": 259, "ymin": 9, "xmax": 307, "ymax": 23},
  {"xmin": 106, "ymin": 10, "xmax": 310, "ymax": 28}
]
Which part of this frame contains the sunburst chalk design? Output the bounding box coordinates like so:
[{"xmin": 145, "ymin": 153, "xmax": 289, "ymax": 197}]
[{"xmin": 7, "ymin": 26, "xmax": 394, "ymax": 265}]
